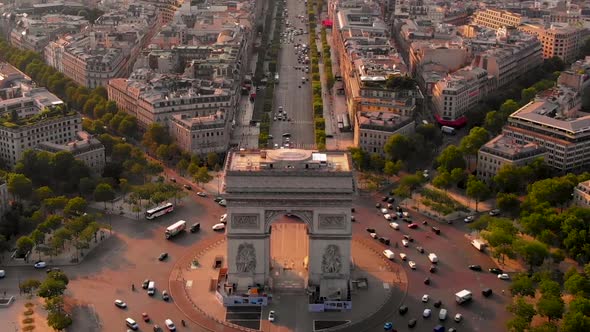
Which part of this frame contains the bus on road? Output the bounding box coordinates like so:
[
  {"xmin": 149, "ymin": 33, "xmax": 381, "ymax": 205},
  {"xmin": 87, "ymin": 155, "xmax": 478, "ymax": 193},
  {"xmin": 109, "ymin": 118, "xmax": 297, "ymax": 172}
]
[{"xmin": 145, "ymin": 202, "xmax": 174, "ymax": 220}]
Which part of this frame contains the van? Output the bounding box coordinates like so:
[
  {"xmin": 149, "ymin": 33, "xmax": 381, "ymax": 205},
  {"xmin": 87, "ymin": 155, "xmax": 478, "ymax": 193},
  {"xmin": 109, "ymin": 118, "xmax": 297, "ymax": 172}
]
[
  {"xmin": 125, "ymin": 318, "xmax": 139, "ymax": 330},
  {"xmin": 383, "ymin": 249, "xmax": 395, "ymax": 260},
  {"xmin": 428, "ymin": 253, "xmax": 438, "ymax": 263},
  {"xmin": 439, "ymin": 308, "xmax": 447, "ymax": 320},
  {"xmin": 389, "ymin": 222, "xmax": 399, "ymax": 230},
  {"xmin": 148, "ymin": 281, "xmax": 155, "ymax": 296}
]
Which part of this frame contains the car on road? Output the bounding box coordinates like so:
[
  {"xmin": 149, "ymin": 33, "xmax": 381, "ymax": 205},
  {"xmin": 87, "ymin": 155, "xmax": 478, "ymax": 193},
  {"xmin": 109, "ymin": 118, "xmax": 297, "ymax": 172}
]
[
  {"xmin": 468, "ymin": 265, "xmax": 482, "ymax": 271},
  {"xmin": 454, "ymin": 313, "xmax": 463, "ymax": 322},
  {"xmin": 416, "ymin": 246, "xmax": 424, "ymax": 253},
  {"xmin": 498, "ymin": 273, "xmax": 510, "ymax": 280},
  {"xmin": 218, "ymin": 199, "xmax": 227, "ymax": 207},
  {"xmin": 196, "ymin": 192, "xmax": 207, "ymax": 197},
  {"xmin": 389, "ymin": 222, "xmax": 399, "ymax": 230},
  {"xmin": 482, "ymin": 288, "xmax": 493, "ymax": 297},
  {"xmin": 424, "ymin": 277, "xmax": 430, "ymax": 285},
  {"xmin": 380, "ymin": 208, "xmax": 389, "ymax": 214},
  {"xmin": 0, "ymin": 270, "xmax": 4, "ymax": 278},
  {"xmin": 429, "ymin": 265, "xmax": 437, "ymax": 273},
  {"xmin": 431, "ymin": 227, "xmax": 441, "ymax": 235},
  {"xmin": 370, "ymin": 233, "xmax": 378, "ymax": 239},
  {"xmin": 383, "ymin": 322, "xmax": 393, "ymax": 330},
  {"xmin": 399, "ymin": 305, "xmax": 408, "ymax": 315},
  {"xmin": 409, "ymin": 261, "xmax": 417, "ymax": 269},
  {"xmin": 489, "ymin": 268, "xmax": 503, "ymax": 274},
  {"xmin": 214, "ymin": 196, "xmax": 224, "ymax": 203},
  {"xmin": 384, "ymin": 214, "xmax": 392, "ymax": 221},
  {"xmin": 212, "ymin": 223, "xmax": 226, "ymax": 231},
  {"xmin": 190, "ymin": 223, "xmax": 200, "ymax": 233},
  {"xmin": 142, "ymin": 279, "xmax": 150, "ymax": 289},
  {"xmin": 422, "ymin": 294, "xmax": 429, "ymax": 302},
  {"xmin": 403, "ymin": 234, "xmax": 414, "ymax": 242},
  {"xmin": 164, "ymin": 319, "xmax": 176, "ymax": 331},
  {"xmin": 489, "ymin": 209, "xmax": 500, "ymax": 216},
  {"xmin": 379, "ymin": 237, "xmax": 390, "ymax": 245},
  {"xmin": 464, "ymin": 216, "xmax": 475, "ymax": 223},
  {"xmin": 34, "ymin": 261, "xmax": 47, "ymax": 269},
  {"xmin": 408, "ymin": 319, "xmax": 417, "ymax": 328},
  {"xmin": 375, "ymin": 203, "xmax": 382, "ymax": 208},
  {"xmin": 153, "ymin": 325, "xmax": 162, "ymax": 332},
  {"xmin": 381, "ymin": 196, "xmax": 389, "ymax": 202},
  {"xmin": 366, "ymin": 228, "xmax": 376, "ymax": 233},
  {"xmin": 220, "ymin": 214, "xmax": 228, "ymax": 223},
  {"xmin": 142, "ymin": 313, "xmax": 150, "ymax": 322},
  {"xmin": 268, "ymin": 310, "xmax": 276, "ymax": 322},
  {"xmin": 162, "ymin": 290, "xmax": 170, "ymax": 301},
  {"xmin": 433, "ymin": 300, "xmax": 442, "ymax": 308},
  {"xmin": 114, "ymin": 299, "xmax": 127, "ymax": 308},
  {"xmin": 387, "ymin": 197, "xmax": 395, "ymax": 203},
  {"xmin": 183, "ymin": 184, "xmax": 192, "ymax": 190},
  {"xmin": 170, "ymin": 178, "xmax": 176, "ymax": 183},
  {"xmin": 423, "ymin": 309, "xmax": 431, "ymax": 318},
  {"xmin": 408, "ymin": 223, "xmax": 418, "ymax": 229},
  {"xmin": 158, "ymin": 253, "xmax": 168, "ymax": 261},
  {"xmin": 399, "ymin": 253, "xmax": 407, "ymax": 261},
  {"xmin": 439, "ymin": 308, "xmax": 447, "ymax": 320},
  {"xmin": 402, "ymin": 239, "xmax": 409, "ymax": 247}
]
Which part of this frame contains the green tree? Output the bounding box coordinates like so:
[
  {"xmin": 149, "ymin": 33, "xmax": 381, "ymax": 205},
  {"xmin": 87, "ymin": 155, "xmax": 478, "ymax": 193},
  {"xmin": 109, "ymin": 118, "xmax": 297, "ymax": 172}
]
[
  {"xmin": 64, "ymin": 197, "xmax": 88, "ymax": 216},
  {"xmin": 176, "ymin": 159, "xmax": 189, "ymax": 176},
  {"xmin": 493, "ymin": 164, "xmax": 530, "ymax": 193},
  {"xmin": 500, "ymin": 99, "xmax": 520, "ymax": 117},
  {"xmin": 435, "ymin": 145, "xmax": 465, "ymax": 172},
  {"xmin": 194, "ymin": 166, "xmax": 213, "ymax": 185},
  {"xmin": 536, "ymin": 295, "xmax": 564, "ymax": 322},
  {"xmin": 206, "ymin": 152, "xmax": 219, "ymax": 168},
  {"xmin": 383, "ymin": 160, "xmax": 403, "ymax": 175},
  {"xmin": 47, "ymin": 311, "xmax": 73, "ymax": 331},
  {"xmin": 529, "ymin": 322, "xmax": 558, "ymax": 332},
  {"xmin": 507, "ymin": 297, "xmax": 536, "ymax": 331},
  {"xmin": 496, "ymin": 192, "xmax": 521, "ymax": 218},
  {"xmin": 19, "ymin": 279, "xmax": 41, "ymax": 295},
  {"xmin": 510, "ymin": 273, "xmax": 536, "ymax": 297},
  {"xmin": 432, "ymin": 170, "xmax": 452, "ymax": 191},
  {"xmin": 466, "ymin": 175, "xmax": 491, "ymax": 211},
  {"xmin": 43, "ymin": 196, "xmax": 68, "ymax": 213},
  {"xmin": 369, "ymin": 153, "xmax": 385, "ymax": 171},
  {"xmin": 16, "ymin": 236, "xmax": 34, "ymax": 256},
  {"xmin": 521, "ymin": 87, "xmax": 537, "ymax": 104},
  {"xmin": 37, "ymin": 278, "xmax": 67, "ymax": 298},
  {"xmin": 47, "ymin": 271, "xmax": 69, "ymax": 286},
  {"xmin": 142, "ymin": 123, "xmax": 171, "ymax": 152},
  {"xmin": 7, "ymin": 173, "xmax": 33, "ymax": 201},
  {"xmin": 34, "ymin": 186, "xmax": 54, "ymax": 203},
  {"xmin": 514, "ymin": 239, "xmax": 549, "ymax": 271},
  {"xmin": 564, "ymin": 272, "xmax": 590, "ymax": 296},
  {"xmin": 459, "ymin": 127, "xmax": 489, "ymax": 160},
  {"xmin": 384, "ymin": 134, "xmax": 412, "ymax": 161},
  {"xmin": 94, "ymin": 183, "xmax": 115, "ymax": 209},
  {"xmin": 44, "ymin": 295, "xmax": 65, "ymax": 313},
  {"xmin": 562, "ymin": 311, "xmax": 590, "ymax": 332}
]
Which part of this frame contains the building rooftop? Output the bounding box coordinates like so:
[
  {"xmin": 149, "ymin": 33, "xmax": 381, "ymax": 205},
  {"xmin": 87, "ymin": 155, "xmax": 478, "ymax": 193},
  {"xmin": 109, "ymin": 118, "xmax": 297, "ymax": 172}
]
[
  {"xmin": 37, "ymin": 131, "xmax": 104, "ymax": 155},
  {"xmin": 357, "ymin": 112, "xmax": 414, "ymax": 132},
  {"xmin": 0, "ymin": 107, "xmax": 76, "ymax": 129},
  {"xmin": 227, "ymin": 149, "xmax": 351, "ymax": 172},
  {"xmin": 479, "ymin": 134, "xmax": 545, "ymax": 160}
]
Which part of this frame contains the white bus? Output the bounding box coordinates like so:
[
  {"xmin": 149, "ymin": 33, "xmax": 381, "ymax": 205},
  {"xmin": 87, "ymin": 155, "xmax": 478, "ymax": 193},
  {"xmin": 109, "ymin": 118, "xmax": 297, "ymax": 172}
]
[{"xmin": 145, "ymin": 202, "xmax": 174, "ymax": 220}]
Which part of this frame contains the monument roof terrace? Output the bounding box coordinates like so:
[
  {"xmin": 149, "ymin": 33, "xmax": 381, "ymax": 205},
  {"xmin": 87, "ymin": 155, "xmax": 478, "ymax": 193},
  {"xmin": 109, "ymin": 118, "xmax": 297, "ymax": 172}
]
[{"xmin": 227, "ymin": 149, "xmax": 351, "ymax": 173}]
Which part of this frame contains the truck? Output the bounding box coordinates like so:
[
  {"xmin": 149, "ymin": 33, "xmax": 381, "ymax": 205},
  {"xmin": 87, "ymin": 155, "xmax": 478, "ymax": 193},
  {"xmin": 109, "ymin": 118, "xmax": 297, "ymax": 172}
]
[
  {"xmin": 428, "ymin": 253, "xmax": 438, "ymax": 263},
  {"xmin": 441, "ymin": 126, "xmax": 456, "ymax": 135},
  {"xmin": 471, "ymin": 239, "xmax": 486, "ymax": 251},
  {"xmin": 455, "ymin": 290, "xmax": 473, "ymax": 304},
  {"xmin": 165, "ymin": 220, "xmax": 187, "ymax": 239}
]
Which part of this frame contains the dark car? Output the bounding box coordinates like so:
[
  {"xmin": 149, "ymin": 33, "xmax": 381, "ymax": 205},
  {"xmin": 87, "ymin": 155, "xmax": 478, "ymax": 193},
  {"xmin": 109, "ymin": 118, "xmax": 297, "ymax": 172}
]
[
  {"xmin": 408, "ymin": 319, "xmax": 417, "ymax": 328},
  {"xmin": 399, "ymin": 305, "xmax": 408, "ymax": 315},
  {"xmin": 387, "ymin": 197, "xmax": 395, "ymax": 203},
  {"xmin": 379, "ymin": 237, "xmax": 391, "ymax": 245},
  {"xmin": 351, "ymin": 207, "xmax": 355, "ymax": 213},
  {"xmin": 469, "ymin": 265, "xmax": 482, "ymax": 271},
  {"xmin": 142, "ymin": 279, "xmax": 150, "ymax": 289},
  {"xmin": 424, "ymin": 277, "xmax": 430, "ymax": 285},
  {"xmin": 153, "ymin": 324, "xmax": 162, "ymax": 332},
  {"xmin": 190, "ymin": 223, "xmax": 201, "ymax": 233},
  {"xmin": 489, "ymin": 268, "xmax": 503, "ymax": 274},
  {"xmin": 431, "ymin": 227, "xmax": 441, "ymax": 235},
  {"xmin": 416, "ymin": 246, "xmax": 425, "ymax": 253},
  {"xmin": 482, "ymin": 288, "xmax": 493, "ymax": 297},
  {"xmin": 429, "ymin": 265, "xmax": 437, "ymax": 273},
  {"xmin": 433, "ymin": 300, "xmax": 442, "ymax": 308},
  {"xmin": 396, "ymin": 206, "xmax": 403, "ymax": 212},
  {"xmin": 366, "ymin": 228, "xmax": 376, "ymax": 233},
  {"xmin": 381, "ymin": 196, "xmax": 389, "ymax": 202},
  {"xmin": 214, "ymin": 196, "xmax": 224, "ymax": 202},
  {"xmin": 375, "ymin": 203, "xmax": 382, "ymax": 208},
  {"xmin": 162, "ymin": 290, "xmax": 170, "ymax": 301},
  {"xmin": 183, "ymin": 184, "xmax": 192, "ymax": 190},
  {"xmin": 158, "ymin": 253, "xmax": 168, "ymax": 261},
  {"xmin": 403, "ymin": 235, "xmax": 414, "ymax": 242}
]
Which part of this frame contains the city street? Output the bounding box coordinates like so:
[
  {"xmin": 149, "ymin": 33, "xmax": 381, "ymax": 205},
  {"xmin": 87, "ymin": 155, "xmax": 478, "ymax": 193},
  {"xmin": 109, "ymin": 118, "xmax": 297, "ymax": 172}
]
[{"xmin": 269, "ymin": 0, "xmax": 315, "ymax": 149}]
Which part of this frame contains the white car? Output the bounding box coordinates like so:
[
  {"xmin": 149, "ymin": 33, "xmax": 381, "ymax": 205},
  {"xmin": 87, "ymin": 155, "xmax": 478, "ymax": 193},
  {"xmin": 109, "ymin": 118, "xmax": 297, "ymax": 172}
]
[
  {"xmin": 422, "ymin": 294, "xmax": 430, "ymax": 303},
  {"xmin": 389, "ymin": 222, "xmax": 399, "ymax": 230},
  {"xmin": 409, "ymin": 261, "xmax": 417, "ymax": 269},
  {"xmin": 384, "ymin": 214, "xmax": 392, "ymax": 221},
  {"xmin": 498, "ymin": 273, "xmax": 510, "ymax": 280},
  {"xmin": 454, "ymin": 313, "xmax": 463, "ymax": 322},
  {"xmin": 212, "ymin": 223, "xmax": 226, "ymax": 231},
  {"xmin": 268, "ymin": 310, "xmax": 276, "ymax": 322},
  {"xmin": 399, "ymin": 253, "xmax": 407, "ymax": 261},
  {"xmin": 165, "ymin": 318, "xmax": 176, "ymax": 331},
  {"xmin": 402, "ymin": 239, "xmax": 409, "ymax": 247},
  {"xmin": 380, "ymin": 208, "xmax": 389, "ymax": 214},
  {"xmin": 464, "ymin": 216, "xmax": 475, "ymax": 223},
  {"xmin": 114, "ymin": 299, "xmax": 127, "ymax": 308},
  {"xmin": 423, "ymin": 308, "xmax": 432, "ymax": 318},
  {"xmin": 0, "ymin": 270, "xmax": 5, "ymax": 278},
  {"xmin": 370, "ymin": 233, "xmax": 378, "ymax": 239},
  {"xmin": 220, "ymin": 214, "xmax": 228, "ymax": 223},
  {"xmin": 33, "ymin": 261, "xmax": 47, "ymax": 269},
  {"xmin": 218, "ymin": 199, "xmax": 227, "ymax": 207}
]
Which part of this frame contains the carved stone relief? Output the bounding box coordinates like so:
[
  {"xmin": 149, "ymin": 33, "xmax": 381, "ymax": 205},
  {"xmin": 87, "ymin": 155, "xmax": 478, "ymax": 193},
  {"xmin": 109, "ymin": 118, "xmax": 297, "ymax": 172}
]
[
  {"xmin": 318, "ymin": 214, "xmax": 346, "ymax": 229},
  {"xmin": 231, "ymin": 214, "xmax": 260, "ymax": 229},
  {"xmin": 321, "ymin": 244, "xmax": 342, "ymax": 274},
  {"xmin": 235, "ymin": 243, "xmax": 257, "ymax": 273},
  {"xmin": 264, "ymin": 210, "xmax": 285, "ymax": 230},
  {"xmin": 230, "ymin": 200, "xmax": 349, "ymax": 207}
]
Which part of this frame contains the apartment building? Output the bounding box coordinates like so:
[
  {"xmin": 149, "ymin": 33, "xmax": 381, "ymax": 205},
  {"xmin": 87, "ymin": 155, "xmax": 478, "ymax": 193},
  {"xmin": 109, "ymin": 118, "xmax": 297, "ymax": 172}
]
[
  {"xmin": 37, "ymin": 131, "xmax": 106, "ymax": 175},
  {"xmin": 557, "ymin": 56, "xmax": 590, "ymax": 92},
  {"xmin": 471, "ymin": 31, "xmax": 543, "ymax": 88},
  {"xmin": 168, "ymin": 110, "xmax": 229, "ymax": 154},
  {"xmin": 477, "ymin": 134, "xmax": 546, "ymax": 184},
  {"xmin": 503, "ymin": 85, "xmax": 590, "ymax": 172},
  {"xmin": 472, "ymin": 9, "xmax": 523, "ymax": 30},
  {"xmin": 355, "ymin": 111, "xmax": 415, "ymax": 155},
  {"xmin": 431, "ymin": 66, "xmax": 491, "ymax": 123},
  {"xmin": 409, "ymin": 40, "xmax": 467, "ymax": 77},
  {"xmin": 573, "ymin": 180, "xmax": 590, "ymax": 208},
  {"xmin": 108, "ymin": 69, "xmax": 235, "ymax": 129},
  {"xmin": 519, "ymin": 22, "xmax": 589, "ymax": 63}
]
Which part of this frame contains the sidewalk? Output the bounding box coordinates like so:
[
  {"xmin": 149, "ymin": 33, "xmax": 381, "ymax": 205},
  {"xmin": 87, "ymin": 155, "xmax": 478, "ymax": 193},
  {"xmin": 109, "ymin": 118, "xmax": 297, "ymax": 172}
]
[{"xmin": 1, "ymin": 228, "xmax": 113, "ymax": 267}]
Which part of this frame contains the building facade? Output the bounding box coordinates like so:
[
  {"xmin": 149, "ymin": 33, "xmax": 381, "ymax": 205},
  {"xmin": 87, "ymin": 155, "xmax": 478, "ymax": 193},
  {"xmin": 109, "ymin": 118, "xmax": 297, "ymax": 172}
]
[
  {"xmin": 168, "ymin": 111, "xmax": 230, "ymax": 154},
  {"xmin": 37, "ymin": 131, "xmax": 106, "ymax": 175},
  {"xmin": 573, "ymin": 180, "xmax": 590, "ymax": 208},
  {"xmin": 519, "ymin": 23, "xmax": 589, "ymax": 63},
  {"xmin": 472, "ymin": 9, "xmax": 523, "ymax": 30}
]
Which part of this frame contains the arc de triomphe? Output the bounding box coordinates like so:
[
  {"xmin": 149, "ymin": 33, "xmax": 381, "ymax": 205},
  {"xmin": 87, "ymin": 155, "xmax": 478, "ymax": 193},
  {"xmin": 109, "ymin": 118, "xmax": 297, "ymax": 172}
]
[{"xmin": 223, "ymin": 149, "xmax": 354, "ymax": 292}]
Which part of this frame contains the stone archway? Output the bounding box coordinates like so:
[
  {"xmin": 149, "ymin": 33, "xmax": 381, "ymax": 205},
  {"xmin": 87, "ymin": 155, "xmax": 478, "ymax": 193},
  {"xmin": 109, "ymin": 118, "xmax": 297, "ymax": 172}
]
[{"xmin": 223, "ymin": 149, "xmax": 354, "ymax": 295}]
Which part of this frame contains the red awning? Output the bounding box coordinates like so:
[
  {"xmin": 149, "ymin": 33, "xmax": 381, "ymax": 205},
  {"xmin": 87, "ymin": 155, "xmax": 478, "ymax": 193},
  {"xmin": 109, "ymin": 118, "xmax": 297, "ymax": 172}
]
[
  {"xmin": 322, "ymin": 20, "xmax": 333, "ymax": 28},
  {"xmin": 434, "ymin": 113, "xmax": 467, "ymax": 127}
]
